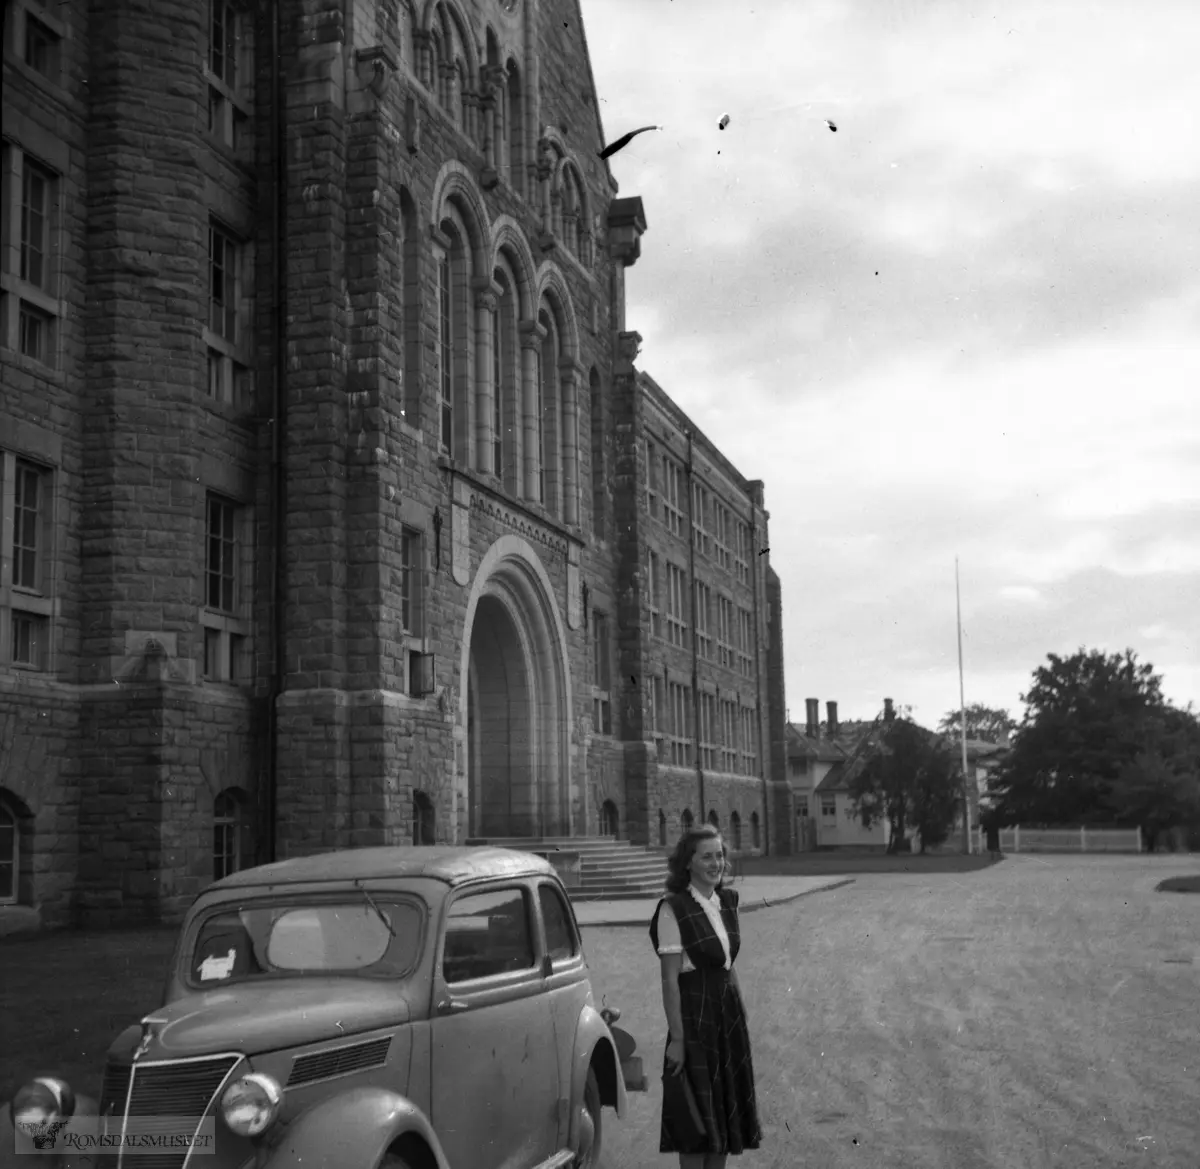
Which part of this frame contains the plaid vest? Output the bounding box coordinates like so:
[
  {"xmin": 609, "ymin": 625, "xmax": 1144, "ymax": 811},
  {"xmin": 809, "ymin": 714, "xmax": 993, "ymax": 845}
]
[{"xmin": 650, "ymin": 886, "xmax": 741, "ymax": 970}]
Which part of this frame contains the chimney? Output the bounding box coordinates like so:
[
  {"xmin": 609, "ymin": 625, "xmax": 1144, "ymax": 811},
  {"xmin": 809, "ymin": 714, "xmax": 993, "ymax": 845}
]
[
  {"xmin": 826, "ymin": 700, "xmax": 838, "ymax": 738},
  {"xmin": 884, "ymin": 697, "xmax": 894, "ymax": 722},
  {"xmin": 805, "ymin": 698, "xmax": 819, "ymax": 739}
]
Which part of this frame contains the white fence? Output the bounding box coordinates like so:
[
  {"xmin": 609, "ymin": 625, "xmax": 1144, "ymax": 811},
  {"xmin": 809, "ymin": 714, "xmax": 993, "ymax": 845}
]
[{"xmin": 982, "ymin": 826, "xmax": 1143, "ymax": 853}]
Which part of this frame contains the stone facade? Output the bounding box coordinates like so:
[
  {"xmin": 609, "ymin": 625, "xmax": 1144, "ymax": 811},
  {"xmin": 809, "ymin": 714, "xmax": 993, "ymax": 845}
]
[{"xmin": 0, "ymin": 0, "xmax": 790, "ymax": 929}]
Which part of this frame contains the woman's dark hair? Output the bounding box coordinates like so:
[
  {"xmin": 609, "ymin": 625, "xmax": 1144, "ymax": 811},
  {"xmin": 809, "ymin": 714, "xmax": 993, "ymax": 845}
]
[{"xmin": 665, "ymin": 824, "xmax": 725, "ymax": 894}]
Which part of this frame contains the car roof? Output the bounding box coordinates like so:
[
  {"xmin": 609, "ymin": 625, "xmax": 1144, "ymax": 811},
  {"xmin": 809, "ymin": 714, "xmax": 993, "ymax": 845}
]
[{"xmin": 208, "ymin": 846, "xmax": 556, "ymax": 890}]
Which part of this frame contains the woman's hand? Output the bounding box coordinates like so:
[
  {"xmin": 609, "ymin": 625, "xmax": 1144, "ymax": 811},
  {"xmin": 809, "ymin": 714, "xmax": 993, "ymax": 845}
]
[{"xmin": 666, "ymin": 1036, "xmax": 685, "ymax": 1075}]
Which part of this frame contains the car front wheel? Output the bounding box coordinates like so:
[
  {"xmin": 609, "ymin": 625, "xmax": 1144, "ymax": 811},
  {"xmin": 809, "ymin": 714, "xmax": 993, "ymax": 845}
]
[{"xmin": 573, "ymin": 1068, "xmax": 602, "ymax": 1168}]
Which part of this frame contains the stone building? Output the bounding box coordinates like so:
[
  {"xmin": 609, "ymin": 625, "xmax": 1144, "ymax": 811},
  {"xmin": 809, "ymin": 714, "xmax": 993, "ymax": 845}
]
[{"xmin": 0, "ymin": 0, "xmax": 789, "ymax": 928}]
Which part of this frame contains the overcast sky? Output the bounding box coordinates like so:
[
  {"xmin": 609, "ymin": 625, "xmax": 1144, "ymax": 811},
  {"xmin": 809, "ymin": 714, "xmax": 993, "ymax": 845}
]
[{"xmin": 582, "ymin": 0, "xmax": 1200, "ymax": 728}]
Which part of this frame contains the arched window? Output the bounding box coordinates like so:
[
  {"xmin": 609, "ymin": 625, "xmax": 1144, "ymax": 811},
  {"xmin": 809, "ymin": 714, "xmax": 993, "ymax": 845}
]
[
  {"xmin": 600, "ymin": 799, "xmax": 619, "ymax": 838},
  {"xmin": 750, "ymin": 811, "xmax": 761, "ymax": 849},
  {"xmin": 413, "ymin": 790, "xmax": 435, "ymax": 845},
  {"xmin": 437, "ymin": 246, "xmax": 454, "ymax": 452},
  {"xmin": 589, "ymin": 368, "xmax": 604, "ymax": 538},
  {"xmin": 213, "ymin": 788, "xmax": 250, "ymax": 881},
  {"xmin": 537, "ymin": 307, "xmax": 564, "ymax": 517},
  {"xmin": 658, "ymin": 809, "xmax": 667, "ymax": 847},
  {"xmin": 681, "ymin": 808, "xmax": 694, "ymax": 833},
  {"xmin": 506, "ymin": 60, "xmax": 523, "ymax": 195},
  {"xmin": 730, "ymin": 811, "xmax": 742, "ymax": 851},
  {"xmin": 399, "ymin": 187, "xmax": 421, "ymax": 427},
  {"xmin": 0, "ymin": 798, "xmax": 18, "ymax": 904},
  {"xmin": 708, "ymin": 809, "xmax": 720, "ymax": 829}
]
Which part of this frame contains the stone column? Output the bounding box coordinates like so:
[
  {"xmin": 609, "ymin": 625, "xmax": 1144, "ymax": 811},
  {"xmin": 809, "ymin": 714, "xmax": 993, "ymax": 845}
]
[
  {"xmin": 472, "ymin": 278, "xmax": 501, "ymax": 475},
  {"xmin": 518, "ymin": 320, "xmax": 546, "ymax": 503},
  {"xmin": 559, "ymin": 359, "xmax": 581, "ymax": 526}
]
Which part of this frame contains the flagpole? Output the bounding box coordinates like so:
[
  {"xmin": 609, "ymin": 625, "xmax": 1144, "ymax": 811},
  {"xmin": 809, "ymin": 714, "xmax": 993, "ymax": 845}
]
[{"xmin": 956, "ymin": 557, "xmax": 972, "ymax": 853}]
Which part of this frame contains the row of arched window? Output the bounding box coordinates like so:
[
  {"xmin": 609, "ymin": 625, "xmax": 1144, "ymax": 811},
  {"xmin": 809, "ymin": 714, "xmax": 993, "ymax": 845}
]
[
  {"xmin": 409, "ymin": 4, "xmax": 592, "ymax": 264},
  {"xmin": 429, "ymin": 201, "xmax": 603, "ymax": 527}
]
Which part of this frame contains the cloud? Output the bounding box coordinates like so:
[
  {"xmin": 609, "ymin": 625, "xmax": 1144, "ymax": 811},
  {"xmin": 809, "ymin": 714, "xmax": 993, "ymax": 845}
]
[{"xmin": 585, "ymin": 0, "xmax": 1200, "ymax": 720}]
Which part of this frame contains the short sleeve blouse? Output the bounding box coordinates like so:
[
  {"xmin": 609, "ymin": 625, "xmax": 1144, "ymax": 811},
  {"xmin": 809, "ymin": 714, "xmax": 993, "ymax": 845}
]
[{"xmin": 654, "ymin": 885, "xmax": 732, "ymax": 972}]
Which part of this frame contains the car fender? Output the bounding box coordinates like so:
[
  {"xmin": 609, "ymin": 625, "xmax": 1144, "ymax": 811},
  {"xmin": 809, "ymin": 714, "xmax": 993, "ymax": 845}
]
[
  {"xmin": 260, "ymin": 1087, "xmax": 451, "ymax": 1169},
  {"xmin": 567, "ymin": 1005, "xmax": 626, "ymax": 1149}
]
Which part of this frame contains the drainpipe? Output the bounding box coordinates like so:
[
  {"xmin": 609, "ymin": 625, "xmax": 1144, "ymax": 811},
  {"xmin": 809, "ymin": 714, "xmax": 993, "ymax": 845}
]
[
  {"xmin": 749, "ymin": 496, "xmax": 768, "ymax": 854},
  {"xmin": 685, "ymin": 432, "xmax": 704, "ymax": 821},
  {"xmin": 263, "ymin": 0, "xmax": 287, "ymax": 864}
]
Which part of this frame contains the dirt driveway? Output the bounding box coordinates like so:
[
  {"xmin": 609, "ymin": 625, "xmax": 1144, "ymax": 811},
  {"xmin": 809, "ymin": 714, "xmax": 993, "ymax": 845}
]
[{"xmin": 587, "ymin": 855, "xmax": 1200, "ymax": 1169}]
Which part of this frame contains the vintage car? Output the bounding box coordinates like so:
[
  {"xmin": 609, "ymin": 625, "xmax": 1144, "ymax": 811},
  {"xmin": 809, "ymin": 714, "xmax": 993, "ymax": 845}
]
[{"xmin": 4, "ymin": 846, "xmax": 645, "ymax": 1169}]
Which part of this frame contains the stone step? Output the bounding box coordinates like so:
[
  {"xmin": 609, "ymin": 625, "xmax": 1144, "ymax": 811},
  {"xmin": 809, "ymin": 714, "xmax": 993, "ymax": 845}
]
[{"xmin": 467, "ymin": 836, "xmax": 667, "ymax": 896}]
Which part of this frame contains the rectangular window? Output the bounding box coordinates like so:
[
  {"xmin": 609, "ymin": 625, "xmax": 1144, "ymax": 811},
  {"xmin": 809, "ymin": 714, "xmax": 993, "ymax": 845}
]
[
  {"xmin": 646, "ymin": 550, "xmax": 661, "ymax": 638},
  {"xmin": 438, "ymin": 253, "xmax": 452, "ymax": 452},
  {"xmin": 13, "ymin": 461, "xmax": 43, "ymax": 592},
  {"xmin": 2, "ymin": 454, "xmax": 55, "ymax": 670},
  {"xmin": 692, "ymin": 482, "xmax": 710, "ymax": 557},
  {"xmin": 592, "ymin": 610, "xmax": 611, "ymax": 735},
  {"xmin": 24, "ymin": 13, "xmax": 59, "ymax": 78},
  {"xmin": 694, "ymin": 580, "xmax": 712, "ymax": 660},
  {"xmin": 721, "ymin": 700, "xmax": 738, "ymax": 772},
  {"xmin": 734, "ymin": 520, "xmax": 750, "ymax": 584},
  {"xmin": 210, "ymin": 0, "xmax": 237, "ymax": 87},
  {"xmin": 821, "ymin": 795, "xmax": 837, "ymax": 818},
  {"xmin": 209, "ymin": 222, "xmax": 239, "ymax": 341},
  {"xmin": 10, "ymin": 610, "xmax": 47, "ymax": 669},
  {"xmin": 20, "ymin": 160, "xmax": 51, "ymax": 290},
  {"xmin": 741, "ymin": 706, "xmax": 758, "ymax": 775},
  {"xmin": 665, "ymin": 561, "xmax": 687, "ymax": 648},
  {"xmin": 716, "ymin": 595, "xmax": 733, "ymax": 667},
  {"xmin": 737, "ymin": 607, "xmax": 754, "ymax": 678},
  {"xmin": 652, "ymin": 675, "xmax": 665, "ymax": 745},
  {"xmin": 714, "ymin": 502, "xmax": 731, "ymax": 572},
  {"xmin": 697, "ymin": 692, "xmax": 717, "ymax": 771},
  {"xmin": 206, "ymin": 496, "xmax": 238, "ymax": 613},
  {"xmin": 400, "ymin": 527, "xmax": 421, "ymax": 634},
  {"xmin": 17, "ymin": 303, "xmax": 50, "ymax": 363},
  {"xmin": 662, "ymin": 456, "xmax": 683, "ymax": 536},
  {"xmin": 645, "ymin": 440, "xmax": 658, "ymax": 517},
  {"xmin": 667, "ymin": 681, "xmax": 692, "ymax": 768}
]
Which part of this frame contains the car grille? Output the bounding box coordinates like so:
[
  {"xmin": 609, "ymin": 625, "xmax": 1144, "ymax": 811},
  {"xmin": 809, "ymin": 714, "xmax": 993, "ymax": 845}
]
[
  {"xmin": 287, "ymin": 1036, "xmax": 393, "ymax": 1087},
  {"xmin": 96, "ymin": 1054, "xmax": 240, "ymax": 1169}
]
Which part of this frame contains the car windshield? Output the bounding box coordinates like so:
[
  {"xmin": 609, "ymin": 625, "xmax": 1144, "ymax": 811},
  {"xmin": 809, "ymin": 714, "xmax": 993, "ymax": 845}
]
[{"xmin": 189, "ymin": 897, "xmax": 423, "ymax": 986}]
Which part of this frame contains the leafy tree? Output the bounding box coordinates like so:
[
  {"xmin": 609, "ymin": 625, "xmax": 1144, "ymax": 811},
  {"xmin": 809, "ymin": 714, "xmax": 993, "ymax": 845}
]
[
  {"xmin": 846, "ymin": 717, "xmax": 963, "ymax": 853},
  {"xmin": 1107, "ymin": 706, "xmax": 1200, "ymax": 850},
  {"xmin": 991, "ymin": 647, "xmax": 1168, "ymax": 826},
  {"xmin": 938, "ymin": 703, "xmax": 1016, "ymax": 743}
]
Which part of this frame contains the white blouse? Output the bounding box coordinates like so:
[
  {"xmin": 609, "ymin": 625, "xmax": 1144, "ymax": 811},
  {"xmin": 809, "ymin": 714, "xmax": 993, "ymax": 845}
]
[{"xmin": 654, "ymin": 884, "xmax": 732, "ymax": 972}]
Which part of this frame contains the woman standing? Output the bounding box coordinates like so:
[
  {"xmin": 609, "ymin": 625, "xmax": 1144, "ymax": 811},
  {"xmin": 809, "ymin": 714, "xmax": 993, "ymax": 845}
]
[{"xmin": 649, "ymin": 824, "xmax": 762, "ymax": 1167}]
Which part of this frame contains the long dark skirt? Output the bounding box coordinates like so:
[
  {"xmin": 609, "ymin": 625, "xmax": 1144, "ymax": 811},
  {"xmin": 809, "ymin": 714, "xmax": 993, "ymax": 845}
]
[{"xmin": 661, "ymin": 966, "xmax": 762, "ymax": 1155}]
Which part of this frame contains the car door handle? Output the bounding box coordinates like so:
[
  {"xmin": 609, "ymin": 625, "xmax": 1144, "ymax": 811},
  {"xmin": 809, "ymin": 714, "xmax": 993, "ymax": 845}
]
[{"xmin": 437, "ymin": 997, "xmax": 470, "ymax": 1015}]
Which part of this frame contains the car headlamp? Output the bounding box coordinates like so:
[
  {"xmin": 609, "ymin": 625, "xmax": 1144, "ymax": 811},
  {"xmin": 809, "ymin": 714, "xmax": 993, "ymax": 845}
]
[
  {"xmin": 11, "ymin": 1077, "xmax": 76, "ymax": 1131},
  {"xmin": 220, "ymin": 1073, "xmax": 283, "ymax": 1137}
]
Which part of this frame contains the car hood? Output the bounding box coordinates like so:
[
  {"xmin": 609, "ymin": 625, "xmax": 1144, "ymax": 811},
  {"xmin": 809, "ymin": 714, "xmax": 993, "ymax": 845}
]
[{"xmin": 142, "ymin": 980, "xmax": 412, "ymax": 1058}]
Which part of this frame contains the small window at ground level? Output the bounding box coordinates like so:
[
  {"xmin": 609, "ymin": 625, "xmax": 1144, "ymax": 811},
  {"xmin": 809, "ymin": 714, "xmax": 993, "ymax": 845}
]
[{"xmin": 538, "ymin": 884, "xmax": 578, "ymax": 962}]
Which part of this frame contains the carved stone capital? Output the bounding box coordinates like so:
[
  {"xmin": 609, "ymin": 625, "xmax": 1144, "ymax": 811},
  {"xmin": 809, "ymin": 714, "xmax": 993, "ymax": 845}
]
[
  {"xmin": 472, "ymin": 275, "xmax": 503, "ymax": 311},
  {"xmin": 518, "ymin": 319, "xmax": 547, "ymax": 350}
]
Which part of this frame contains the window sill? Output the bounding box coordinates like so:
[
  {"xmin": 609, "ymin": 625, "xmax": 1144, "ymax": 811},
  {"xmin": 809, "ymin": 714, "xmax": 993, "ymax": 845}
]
[
  {"xmin": 5, "ymin": 590, "xmax": 55, "ymax": 617},
  {"xmin": 1, "ymin": 272, "xmax": 61, "ymax": 317},
  {"xmin": 2, "ymin": 50, "xmax": 73, "ymax": 112}
]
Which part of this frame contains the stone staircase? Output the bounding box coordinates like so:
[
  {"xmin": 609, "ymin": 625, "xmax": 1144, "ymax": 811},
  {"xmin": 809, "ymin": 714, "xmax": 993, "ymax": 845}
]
[{"xmin": 467, "ymin": 835, "xmax": 669, "ymax": 900}]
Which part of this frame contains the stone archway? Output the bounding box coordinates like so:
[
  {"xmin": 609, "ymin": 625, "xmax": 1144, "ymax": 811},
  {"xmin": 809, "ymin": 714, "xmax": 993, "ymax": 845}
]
[{"xmin": 458, "ymin": 537, "xmax": 572, "ymax": 840}]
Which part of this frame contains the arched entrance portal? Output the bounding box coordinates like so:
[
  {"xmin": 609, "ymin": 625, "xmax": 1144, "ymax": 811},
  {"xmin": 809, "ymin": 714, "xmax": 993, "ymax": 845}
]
[{"xmin": 459, "ymin": 537, "xmax": 573, "ymax": 840}]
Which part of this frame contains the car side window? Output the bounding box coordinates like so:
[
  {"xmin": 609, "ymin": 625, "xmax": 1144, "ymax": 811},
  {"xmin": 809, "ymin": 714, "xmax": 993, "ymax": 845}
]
[
  {"xmin": 538, "ymin": 884, "xmax": 578, "ymax": 962},
  {"xmin": 443, "ymin": 887, "xmax": 536, "ymax": 984}
]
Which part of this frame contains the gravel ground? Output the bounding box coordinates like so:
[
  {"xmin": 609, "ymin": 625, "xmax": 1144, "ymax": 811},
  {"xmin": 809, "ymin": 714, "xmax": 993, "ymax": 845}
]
[{"xmin": 585, "ymin": 854, "xmax": 1200, "ymax": 1169}]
